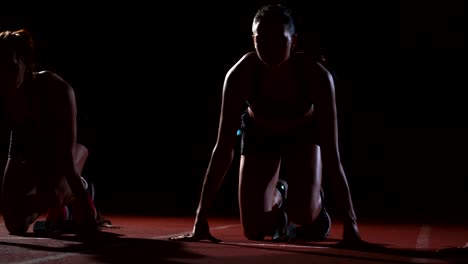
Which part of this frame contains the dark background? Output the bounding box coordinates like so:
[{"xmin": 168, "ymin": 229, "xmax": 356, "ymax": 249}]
[{"xmin": 1, "ymin": 1, "xmax": 467, "ymax": 221}]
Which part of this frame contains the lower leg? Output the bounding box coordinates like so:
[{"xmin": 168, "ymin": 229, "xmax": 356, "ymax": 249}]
[
  {"xmin": 244, "ymin": 178, "xmax": 291, "ymax": 241},
  {"xmin": 239, "ymin": 153, "xmax": 284, "ymax": 240},
  {"xmin": 74, "ymin": 144, "xmax": 94, "ymax": 200},
  {"xmin": 74, "ymin": 143, "xmax": 89, "ymax": 175},
  {"xmin": 295, "ymin": 189, "xmax": 331, "ymax": 240},
  {"xmin": 46, "ymin": 144, "xmax": 95, "ymax": 224},
  {"xmin": 274, "ymin": 179, "xmax": 288, "ymax": 209},
  {"xmin": 282, "ymin": 144, "xmax": 328, "ymax": 240}
]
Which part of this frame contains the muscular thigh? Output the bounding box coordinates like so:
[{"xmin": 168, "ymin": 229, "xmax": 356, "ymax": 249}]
[{"xmin": 281, "ymin": 143, "xmax": 322, "ymax": 224}]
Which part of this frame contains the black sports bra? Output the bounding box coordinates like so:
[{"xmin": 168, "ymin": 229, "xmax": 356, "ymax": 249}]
[{"xmin": 245, "ymin": 55, "xmax": 313, "ymax": 119}]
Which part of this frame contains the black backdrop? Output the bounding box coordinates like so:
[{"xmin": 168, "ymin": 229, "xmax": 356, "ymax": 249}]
[{"xmin": 1, "ymin": 1, "xmax": 467, "ymax": 220}]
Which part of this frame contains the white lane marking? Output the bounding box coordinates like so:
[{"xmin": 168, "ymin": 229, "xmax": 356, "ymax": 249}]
[{"xmin": 416, "ymin": 224, "xmax": 431, "ymax": 249}]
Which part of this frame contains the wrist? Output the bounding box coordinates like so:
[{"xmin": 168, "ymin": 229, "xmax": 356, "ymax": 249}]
[
  {"xmin": 196, "ymin": 208, "xmax": 208, "ymax": 218},
  {"xmin": 343, "ymin": 221, "xmax": 360, "ymax": 239}
]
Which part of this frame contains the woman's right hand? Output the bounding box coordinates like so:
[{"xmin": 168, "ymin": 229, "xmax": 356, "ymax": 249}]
[{"xmin": 168, "ymin": 214, "xmax": 221, "ymax": 243}]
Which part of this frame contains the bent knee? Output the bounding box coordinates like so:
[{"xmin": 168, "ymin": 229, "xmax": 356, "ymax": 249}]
[
  {"xmin": 241, "ymin": 217, "xmax": 267, "ymax": 241},
  {"xmin": 287, "ymin": 207, "xmax": 318, "ymax": 225},
  {"xmin": 6, "ymin": 223, "xmax": 29, "ymax": 235},
  {"xmin": 4, "ymin": 215, "xmax": 34, "ymax": 235},
  {"xmin": 243, "ymin": 227, "xmax": 265, "ymax": 241}
]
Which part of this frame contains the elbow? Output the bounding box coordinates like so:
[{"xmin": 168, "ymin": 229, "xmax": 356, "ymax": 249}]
[
  {"xmin": 211, "ymin": 140, "xmax": 236, "ymax": 163},
  {"xmin": 214, "ymin": 134, "xmax": 237, "ymax": 152},
  {"xmin": 213, "ymin": 142, "xmax": 235, "ymax": 157}
]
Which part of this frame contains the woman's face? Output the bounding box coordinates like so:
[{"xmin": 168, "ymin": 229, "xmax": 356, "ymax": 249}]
[
  {"xmin": 0, "ymin": 51, "xmax": 25, "ymax": 96},
  {"xmin": 253, "ymin": 20, "xmax": 296, "ymax": 66}
]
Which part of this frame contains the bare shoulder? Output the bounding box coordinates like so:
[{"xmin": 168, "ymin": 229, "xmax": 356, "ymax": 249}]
[
  {"xmin": 220, "ymin": 52, "xmax": 259, "ymax": 101},
  {"xmin": 295, "ymin": 51, "xmax": 334, "ymax": 85},
  {"xmin": 34, "ymin": 70, "xmax": 69, "ymax": 86},
  {"xmin": 34, "ymin": 70, "xmax": 74, "ymax": 96},
  {"xmin": 295, "ymin": 52, "xmax": 327, "ymax": 73},
  {"xmin": 226, "ymin": 51, "xmax": 259, "ymax": 79},
  {"xmin": 237, "ymin": 51, "xmax": 259, "ymax": 66}
]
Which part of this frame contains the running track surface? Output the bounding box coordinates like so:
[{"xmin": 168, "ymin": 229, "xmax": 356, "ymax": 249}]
[{"xmin": 1, "ymin": 214, "xmax": 468, "ymax": 264}]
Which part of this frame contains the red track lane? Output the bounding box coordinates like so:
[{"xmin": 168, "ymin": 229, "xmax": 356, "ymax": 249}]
[{"xmin": 1, "ymin": 214, "xmax": 468, "ymax": 264}]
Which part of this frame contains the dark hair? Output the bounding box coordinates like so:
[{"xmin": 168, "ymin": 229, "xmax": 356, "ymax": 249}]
[
  {"xmin": 0, "ymin": 29, "xmax": 35, "ymax": 72},
  {"xmin": 252, "ymin": 4, "xmax": 296, "ymax": 35}
]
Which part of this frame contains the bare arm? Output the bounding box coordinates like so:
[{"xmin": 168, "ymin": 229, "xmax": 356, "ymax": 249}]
[
  {"xmin": 169, "ymin": 54, "xmax": 254, "ymax": 242},
  {"xmin": 41, "ymin": 71, "xmax": 97, "ymax": 231},
  {"xmin": 196, "ymin": 57, "xmax": 251, "ymax": 217},
  {"xmin": 313, "ymin": 64, "xmax": 361, "ymax": 242}
]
